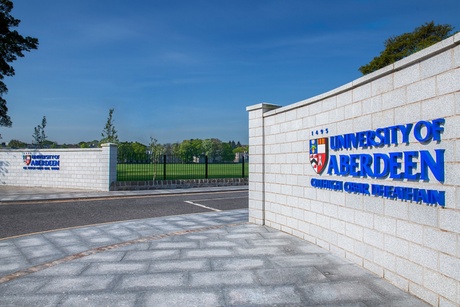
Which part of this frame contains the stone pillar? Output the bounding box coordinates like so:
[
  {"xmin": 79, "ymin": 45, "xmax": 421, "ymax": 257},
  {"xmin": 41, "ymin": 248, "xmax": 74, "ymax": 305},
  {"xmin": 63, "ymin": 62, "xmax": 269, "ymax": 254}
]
[
  {"xmin": 101, "ymin": 143, "xmax": 118, "ymax": 191},
  {"xmin": 246, "ymin": 103, "xmax": 281, "ymax": 225}
]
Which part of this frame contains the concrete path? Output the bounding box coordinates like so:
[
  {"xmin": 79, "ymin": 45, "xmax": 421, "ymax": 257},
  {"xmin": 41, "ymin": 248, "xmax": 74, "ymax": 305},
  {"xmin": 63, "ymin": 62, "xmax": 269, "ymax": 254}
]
[{"xmin": 0, "ymin": 186, "xmax": 430, "ymax": 306}]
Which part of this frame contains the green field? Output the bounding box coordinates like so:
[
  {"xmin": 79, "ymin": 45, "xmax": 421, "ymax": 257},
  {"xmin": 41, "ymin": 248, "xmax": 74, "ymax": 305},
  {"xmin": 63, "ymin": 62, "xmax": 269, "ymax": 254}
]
[{"xmin": 117, "ymin": 162, "xmax": 248, "ymax": 181}]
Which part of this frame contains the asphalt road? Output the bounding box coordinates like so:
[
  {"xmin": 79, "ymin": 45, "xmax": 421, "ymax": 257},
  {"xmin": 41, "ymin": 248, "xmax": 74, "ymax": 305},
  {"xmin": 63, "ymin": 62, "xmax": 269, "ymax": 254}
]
[{"xmin": 0, "ymin": 190, "xmax": 248, "ymax": 239}]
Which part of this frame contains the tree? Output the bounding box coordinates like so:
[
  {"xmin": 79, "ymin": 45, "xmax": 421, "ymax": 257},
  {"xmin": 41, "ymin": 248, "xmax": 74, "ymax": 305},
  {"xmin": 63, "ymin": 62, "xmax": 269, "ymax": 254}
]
[
  {"xmin": 101, "ymin": 108, "xmax": 119, "ymax": 144},
  {"xmin": 7, "ymin": 139, "xmax": 26, "ymax": 148},
  {"xmin": 149, "ymin": 137, "xmax": 164, "ymax": 180},
  {"xmin": 32, "ymin": 116, "xmax": 47, "ymax": 148},
  {"xmin": 179, "ymin": 139, "xmax": 203, "ymax": 163},
  {"xmin": 220, "ymin": 142, "xmax": 235, "ymax": 162},
  {"xmin": 0, "ymin": 0, "xmax": 39, "ymax": 127},
  {"xmin": 202, "ymin": 138, "xmax": 221, "ymax": 162},
  {"xmin": 359, "ymin": 22, "xmax": 454, "ymax": 75}
]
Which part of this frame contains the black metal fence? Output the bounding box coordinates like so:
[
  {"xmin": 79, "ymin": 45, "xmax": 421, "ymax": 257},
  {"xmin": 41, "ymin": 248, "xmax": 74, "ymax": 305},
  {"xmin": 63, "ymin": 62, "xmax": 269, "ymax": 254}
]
[{"xmin": 117, "ymin": 154, "xmax": 248, "ymax": 182}]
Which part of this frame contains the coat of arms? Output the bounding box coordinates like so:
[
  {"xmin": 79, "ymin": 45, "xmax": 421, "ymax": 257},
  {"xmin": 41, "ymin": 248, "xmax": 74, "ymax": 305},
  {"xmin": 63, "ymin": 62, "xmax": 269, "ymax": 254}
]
[{"xmin": 309, "ymin": 138, "xmax": 328, "ymax": 174}]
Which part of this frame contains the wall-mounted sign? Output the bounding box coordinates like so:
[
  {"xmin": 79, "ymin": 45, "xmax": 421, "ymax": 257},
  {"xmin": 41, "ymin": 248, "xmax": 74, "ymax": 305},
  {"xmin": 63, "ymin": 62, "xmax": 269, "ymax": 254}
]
[
  {"xmin": 23, "ymin": 153, "xmax": 60, "ymax": 171},
  {"xmin": 309, "ymin": 118, "xmax": 445, "ymax": 207}
]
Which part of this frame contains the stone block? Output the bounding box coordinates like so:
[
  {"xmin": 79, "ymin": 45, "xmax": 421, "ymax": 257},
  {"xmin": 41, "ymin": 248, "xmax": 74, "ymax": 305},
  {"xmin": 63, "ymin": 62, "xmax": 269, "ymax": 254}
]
[
  {"xmin": 149, "ymin": 259, "xmax": 210, "ymax": 272},
  {"xmin": 421, "ymin": 51, "xmax": 454, "ymax": 79},
  {"xmin": 118, "ymin": 272, "xmax": 187, "ymax": 290},
  {"xmin": 144, "ymin": 290, "xmax": 223, "ymax": 307},
  {"xmin": 424, "ymin": 227, "xmax": 457, "ymax": 256},
  {"xmin": 225, "ymin": 286, "xmax": 301, "ymax": 305},
  {"xmin": 437, "ymin": 68, "xmax": 460, "ymax": 96},
  {"xmin": 395, "ymin": 257, "xmax": 424, "ymax": 285},
  {"xmin": 83, "ymin": 263, "xmax": 148, "ymax": 275},
  {"xmin": 38, "ymin": 276, "xmax": 115, "ymax": 293},
  {"xmin": 189, "ymin": 270, "xmax": 255, "ymax": 287},
  {"xmin": 61, "ymin": 293, "xmax": 138, "ymax": 307},
  {"xmin": 384, "ymin": 235, "xmax": 409, "ymax": 258}
]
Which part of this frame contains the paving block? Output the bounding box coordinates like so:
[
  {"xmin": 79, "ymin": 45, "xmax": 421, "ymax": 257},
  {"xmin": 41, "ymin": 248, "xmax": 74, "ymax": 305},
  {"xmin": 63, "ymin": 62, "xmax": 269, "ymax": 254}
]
[
  {"xmin": 0, "ymin": 295, "xmax": 62, "ymax": 307},
  {"xmin": 117, "ymin": 272, "xmax": 187, "ymax": 290},
  {"xmin": 189, "ymin": 270, "xmax": 255, "ymax": 286},
  {"xmin": 255, "ymin": 267, "xmax": 328, "ymax": 285},
  {"xmin": 149, "ymin": 259, "xmax": 210, "ymax": 272},
  {"xmin": 31, "ymin": 263, "xmax": 88, "ymax": 276},
  {"xmin": 183, "ymin": 248, "xmax": 234, "ymax": 258},
  {"xmin": 13, "ymin": 236, "xmax": 50, "ymax": 248},
  {"xmin": 83, "ymin": 263, "xmax": 148, "ymax": 275},
  {"xmin": 211, "ymin": 257, "xmax": 268, "ymax": 271},
  {"xmin": 0, "ymin": 277, "xmax": 49, "ymax": 295},
  {"xmin": 60, "ymin": 293, "xmax": 138, "ymax": 307},
  {"xmin": 123, "ymin": 250, "xmax": 180, "ymax": 261},
  {"xmin": 144, "ymin": 290, "xmax": 223, "ymax": 307},
  {"xmin": 38, "ymin": 276, "xmax": 116, "ymax": 293},
  {"xmin": 225, "ymin": 286, "xmax": 301, "ymax": 305}
]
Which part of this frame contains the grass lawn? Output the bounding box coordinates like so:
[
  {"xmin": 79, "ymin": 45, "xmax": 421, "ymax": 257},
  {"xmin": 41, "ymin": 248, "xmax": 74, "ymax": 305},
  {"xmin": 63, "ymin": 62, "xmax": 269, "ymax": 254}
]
[{"xmin": 117, "ymin": 162, "xmax": 248, "ymax": 181}]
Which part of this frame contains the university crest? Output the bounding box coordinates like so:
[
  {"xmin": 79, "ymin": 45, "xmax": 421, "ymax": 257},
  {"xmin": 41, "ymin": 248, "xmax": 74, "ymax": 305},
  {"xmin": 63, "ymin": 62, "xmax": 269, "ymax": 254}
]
[
  {"xmin": 23, "ymin": 153, "xmax": 32, "ymax": 166},
  {"xmin": 309, "ymin": 138, "xmax": 328, "ymax": 174}
]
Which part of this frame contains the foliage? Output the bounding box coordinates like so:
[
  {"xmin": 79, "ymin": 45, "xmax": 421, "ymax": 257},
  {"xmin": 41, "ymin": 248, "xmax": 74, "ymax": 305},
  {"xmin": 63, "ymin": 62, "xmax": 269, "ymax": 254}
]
[
  {"xmin": 101, "ymin": 108, "xmax": 119, "ymax": 144},
  {"xmin": 118, "ymin": 141, "xmax": 147, "ymax": 162},
  {"xmin": 220, "ymin": 142, "xmax": 235, "ymax": 162},
  {"xmin": 79, "ymin": 140, "xmax": 99, "ymax": 148},
  {"xmin": 0, "ymin": 0, "xmax": 39, "ymax": 127},
  {"xmin": 32, "ymin": 116, "xmax": 47, "ymax": 148},
  {"xmin": 359, "ymin": 21, "xmax": 454, "ymax": 75},
  {"xmin": 202, "ymin": 138, "xmax": 221, "ymax": 162},
  {"xmin": 179, "ymin": 139, "xmax": 203, "ymax": 162},
  {"xmin": 233, "ymin": 145, "xmax": 248, "ymax": 154},
  {"xmin": 149, "ymin": 137, "xmax": 163, "ymax": 157},
  {"xmin": 7, "ymin": 139, "xmax": 27, "ymax": 148}
]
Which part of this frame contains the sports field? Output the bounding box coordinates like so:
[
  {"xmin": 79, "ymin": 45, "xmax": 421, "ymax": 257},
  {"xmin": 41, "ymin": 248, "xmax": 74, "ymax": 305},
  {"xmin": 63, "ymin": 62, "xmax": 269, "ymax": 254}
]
[{"xmin": 117, "ymin": 162, "xmax": 248, "ymax": 181}]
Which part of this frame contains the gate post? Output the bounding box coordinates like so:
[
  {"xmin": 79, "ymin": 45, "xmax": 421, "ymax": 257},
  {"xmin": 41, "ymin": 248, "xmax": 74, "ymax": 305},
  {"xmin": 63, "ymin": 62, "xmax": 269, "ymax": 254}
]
[
  {"xmin": 246, "ymin": 103, "xmax": 280, "ymax": 225},
  {"xmin": 101, "ymin": 143, "xmax": 118, "ymax": 191}
]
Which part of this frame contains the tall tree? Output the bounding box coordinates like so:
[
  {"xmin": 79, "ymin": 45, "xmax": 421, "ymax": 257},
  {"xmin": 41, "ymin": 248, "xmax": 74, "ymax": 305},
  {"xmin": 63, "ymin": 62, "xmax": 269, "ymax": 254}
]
[
  {"xmin": 32, "ymin": 116, "xmax": 47, "ymax": 148},
  {"xmin": 359, "ymin": 22, "xmax": 454, "ymax": 75},
  {"xmin": 101, "ymin": 108, "xmax": 119, "ymax": 144},
  {"xmin": 0, "ymin": 0, "xmax": 39, "ymax": 127}
]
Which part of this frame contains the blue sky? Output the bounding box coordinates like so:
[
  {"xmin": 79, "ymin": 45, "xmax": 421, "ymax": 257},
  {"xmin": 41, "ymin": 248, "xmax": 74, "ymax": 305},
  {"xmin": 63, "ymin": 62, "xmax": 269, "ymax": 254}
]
[{"xmin": 1, "ymin": 0, "xmax": 459, "ymax": 145}]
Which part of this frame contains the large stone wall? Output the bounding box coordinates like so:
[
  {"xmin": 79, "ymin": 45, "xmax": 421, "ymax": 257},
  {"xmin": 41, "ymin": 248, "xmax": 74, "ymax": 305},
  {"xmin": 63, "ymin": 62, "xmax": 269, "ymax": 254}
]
[
  {"xmin": 0, "ymin": 143, "xmax": 117, "ymax": 191},
  {"xmin": 247, "ymin": 33, "xmax": 460, "ymax": 306}
]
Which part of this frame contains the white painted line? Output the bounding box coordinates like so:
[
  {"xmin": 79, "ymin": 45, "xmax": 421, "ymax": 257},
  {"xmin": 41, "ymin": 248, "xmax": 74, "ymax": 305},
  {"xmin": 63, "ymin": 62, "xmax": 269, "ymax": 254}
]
[
  {"xmin": 184, "ymin": 200, "xmax": 221, "ymax": 212},
  {"xmin": 188, "ymin": 196, "xmax": 247, "ymax": 202}
]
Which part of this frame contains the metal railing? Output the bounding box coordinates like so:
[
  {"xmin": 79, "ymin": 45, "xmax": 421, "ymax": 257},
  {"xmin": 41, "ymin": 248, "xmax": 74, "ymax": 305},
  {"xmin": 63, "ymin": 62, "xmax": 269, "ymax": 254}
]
[{"xmin": 117, "ymin": 154, "xmax": 248, "ymax": 182}]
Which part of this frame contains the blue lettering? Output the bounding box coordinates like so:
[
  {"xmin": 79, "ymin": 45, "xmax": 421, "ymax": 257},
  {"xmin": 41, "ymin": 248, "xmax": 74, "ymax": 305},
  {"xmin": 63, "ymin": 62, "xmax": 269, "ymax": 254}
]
[
  {"xmin": 384, "ymin": 185, "xmax": 395, "ymax": 198},
  {"xmin": 389, "ymin": 126, "xmax": 399, "ymax": 144},
  {"xmin": 414, "ymin": 120, "xmax": 433, "ymax": 143},
  {"xmin": 429, "ymin": 190, "xmax": 445, "ymax": 207},
  {"xmin": 349, "ymin": 154, "xmax": 360, "ymax": 176},
  {"xmin": 327, "ymin": 155, "xmax": 339, "ymax": 175},
  {"xmin": 371, "ymin": 184, "xmax": 384, "ymax": 196},
  {"xmin": 398, "ymin": 124, "xmax": 413, "ymax": 143},
  {"xmin": 376, "ymin": 128, "xmax": 389, "ymax": 146},
  {"xmin": 339, "ymin": 155, "xmax": 350, "ymax": 175},
  {"xmin": 431, "ymin": 118, "xmax": 445, "ymax": 141},
  {"xmin": 348, "ymin": 134, "xmax": 358, "ymax": 149},
  {"xmin": 373, "ymin": 153, "xmax": 390, "ymax": 178},
  {"xmin": 359, "ymin": 154, "xmax": 374, "ymax": 177},
  {"xmin": 389, "ymin": 152, "xmax": 403, "ymax": 179},
  {"xmin": 393, "ymin": 187, "xmax": 405, "ymax": 200},
  {"xmin": 404, "ymin": 151, "xmax": 419, "ymax": 180},
  {"xmin": 420, "ymin": 149, "xmax": 445, "ymax": 182}
]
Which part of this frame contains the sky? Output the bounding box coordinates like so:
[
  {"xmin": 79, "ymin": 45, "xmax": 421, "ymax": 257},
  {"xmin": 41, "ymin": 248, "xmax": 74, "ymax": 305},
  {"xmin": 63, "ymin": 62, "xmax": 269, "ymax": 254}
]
[{"xmin": 1, "ymin": 0, "xmax": 459, "ymax": 146}]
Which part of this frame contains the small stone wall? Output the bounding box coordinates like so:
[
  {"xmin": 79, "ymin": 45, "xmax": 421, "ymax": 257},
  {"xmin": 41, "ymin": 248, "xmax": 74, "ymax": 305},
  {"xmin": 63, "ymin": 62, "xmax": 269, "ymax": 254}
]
[
  {"xmin": 0, "ymin": 144, "xmax": 117, "ymax": 191},
  {"xmin": 115, "ymin": 178, "xmax": 248, "ymax": 191}
]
